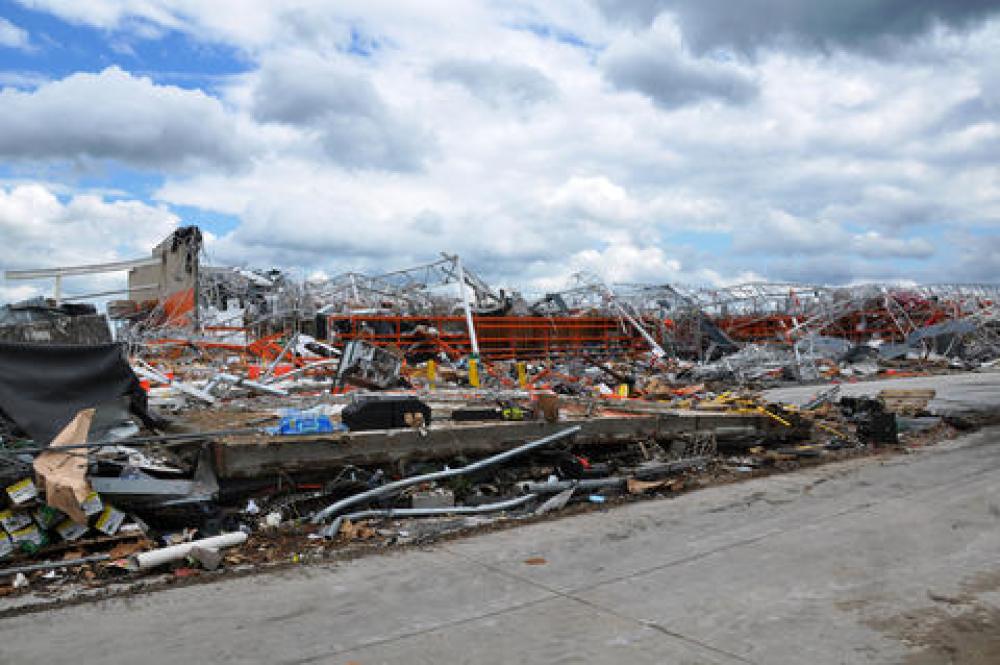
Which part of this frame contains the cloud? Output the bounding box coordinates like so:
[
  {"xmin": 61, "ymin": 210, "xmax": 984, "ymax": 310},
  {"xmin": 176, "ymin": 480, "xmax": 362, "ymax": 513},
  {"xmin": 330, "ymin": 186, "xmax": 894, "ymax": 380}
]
[
  {"xmin": 431, "ymin": 58, "xmax": 557, "ymax": 107},
  {"xmin": 0, "ymin": 183, "xmax": 178, "ymax": 301},
  {"xmin": 851, "ymin": 231, "xmax": 935, "ymax": 259},
  {"xmin": 955, "ymin": 233, "xmax": 1000, "ymax": 282},
  {"xmin": 545, "ymin": 176, "xmax": 637, "ymax": 222},
  {"xmin": 544, "ymin": 175, "xmax": 729, "ymax": 232},
  {"xmin": 734, "ymin": 210, "xmax": 846, "ymax": 255},
  {"xmin": 252, "ymin": 52, "xmax": 434, "ymax": 171},
  {"xmin": 540, "ymin": 242, "xmax": 760, "ymax": 290},
  {"xmin": 5, "ymin": 1, "xmax": 999, "ymax": 291},
  {"xmin": 15, "ymin": 0, "xmax": 266, "ymax": 45},
  {"xmin": 820, "ymin": 185, "xmax": 957, "ymax": 230},
  {"xmin": 601, "ymin": 20, "xmax": 757, "ymax": 109},
  {"xmin": 594, "ymin": 0, "xmax": 1000, "ymax": 54},
  {"xmin": 0, "ymin": 71, "xmax": 49, "ymax": 89},
  {"xmin": 734, "ymin": 209, "xmax": 935, "ymax": 259},
  {"xmin": 0, "ymin": 18, "xmax": 30, "ymax": 50},
  {"xmin": 0, "ymin": 66, "xmax": 250, "ymax": 171}
]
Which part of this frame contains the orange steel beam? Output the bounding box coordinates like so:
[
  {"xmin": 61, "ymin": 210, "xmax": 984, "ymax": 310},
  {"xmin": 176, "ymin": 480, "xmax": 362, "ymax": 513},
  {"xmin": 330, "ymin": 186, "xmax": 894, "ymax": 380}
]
[{"xmin": 325, "ymin": 314, "xmax": 649, "ymax": 361}]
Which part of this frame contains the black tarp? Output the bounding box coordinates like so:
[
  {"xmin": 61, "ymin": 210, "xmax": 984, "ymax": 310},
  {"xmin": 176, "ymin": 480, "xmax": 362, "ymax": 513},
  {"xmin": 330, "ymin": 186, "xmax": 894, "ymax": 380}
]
[{"xmin": 0, "ymin": 342, "xmax": 155, "ymax": 446}]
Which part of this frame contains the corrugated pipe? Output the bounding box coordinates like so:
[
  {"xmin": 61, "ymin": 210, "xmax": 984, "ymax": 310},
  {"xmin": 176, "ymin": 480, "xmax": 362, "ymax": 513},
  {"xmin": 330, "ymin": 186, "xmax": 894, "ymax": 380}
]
[
  {"xmin": 311, "ymin": 425, "xmax": 581, "ymax": 524},
  {"xmin": 320, "ymin": 493, "xmax": 537, "ymax": 538}
]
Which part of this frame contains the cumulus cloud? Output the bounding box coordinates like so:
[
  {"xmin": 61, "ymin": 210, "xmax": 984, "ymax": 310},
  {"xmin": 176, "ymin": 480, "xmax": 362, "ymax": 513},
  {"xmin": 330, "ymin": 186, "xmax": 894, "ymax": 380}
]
[
  {"xmin": 536, "ymin": 242, "xmax": 761, "ymax": 291},
  {"xmin": 0, "ymin": 67, "xmax": 250, "ymax": 171},
  {"xmin": 956, "ymin": 233, "xmax": 1000, "ymax": 282},
  {"xmin": 0, "ymin": 183, "xmax": 178, "ymax": 301},
  {"xmin": 14, "ymin": 0, "xmax": 270, "ymax": 46},
  {"xmin": 602, "ymin": 20, "xmax": 757, "ymax": 109},
  {"xmin": 0, "ymin": 18, "xmax": 30, "ymax": 50},
  {"xmin": 252, "ymin": 52, "xmax": 434, "ymax": 172},
  {"xmin": 594, "ymin": 0, "xmax": 1000, "ymax": 54},
  {"xmin": 431, "ymin": 59, "xmax": 557, "ymax": 107},
  {"xmin": 851, "ymin": 231, "xmax": 935, "ymax": 259},
  {"xmin": 544, "ymin": 175, "xmax": 729, "ymax": 232},
  {"xmin": 545, "ymin": 176, "xmax": 638, "ymax": 222},
  {"xmin": 734, "ymin": 210, "xmax": 845, "ymax": 255},
  {"xmin": 820, "ymin": 186, "xmax": 958, "ymax": 230},
  {"xmin": 733, "ymin": 210, "xmax": 935, "ymax": 260},
  {"xmin": 3, "ymin": 1, "xmax": 998, "ymax": 291}
]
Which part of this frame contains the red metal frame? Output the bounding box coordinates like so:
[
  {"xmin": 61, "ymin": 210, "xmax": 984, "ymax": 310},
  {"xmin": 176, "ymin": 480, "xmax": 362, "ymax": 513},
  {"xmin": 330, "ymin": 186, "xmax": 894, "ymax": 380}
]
[
  {"xmin": 715, "ymin": 296, "xmax": 982, "ymax": 345},
  {"xmin": 326, "ymin": 314, "xmax": 650, "ymax": 360}
]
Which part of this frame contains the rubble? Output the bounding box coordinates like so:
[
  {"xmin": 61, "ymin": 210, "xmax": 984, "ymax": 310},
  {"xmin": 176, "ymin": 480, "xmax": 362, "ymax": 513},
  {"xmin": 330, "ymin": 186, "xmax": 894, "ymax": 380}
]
[{"xmin": 0, "ymin": 226, "xmax": 996, "ymax": 599}]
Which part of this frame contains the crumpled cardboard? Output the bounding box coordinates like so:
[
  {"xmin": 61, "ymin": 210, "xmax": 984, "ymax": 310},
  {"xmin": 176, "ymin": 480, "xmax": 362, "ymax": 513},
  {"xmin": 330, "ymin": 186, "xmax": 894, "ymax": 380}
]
[{"xmin": 33, "ymin": 409, "xmax": 96, "ymax": 525}]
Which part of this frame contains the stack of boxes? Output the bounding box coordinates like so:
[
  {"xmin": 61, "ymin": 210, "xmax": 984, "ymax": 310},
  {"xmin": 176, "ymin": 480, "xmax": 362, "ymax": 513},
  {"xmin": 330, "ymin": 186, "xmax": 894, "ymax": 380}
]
[{"xmin": 0, "ymin": 477, "xmax": 126, "ymax": 560}]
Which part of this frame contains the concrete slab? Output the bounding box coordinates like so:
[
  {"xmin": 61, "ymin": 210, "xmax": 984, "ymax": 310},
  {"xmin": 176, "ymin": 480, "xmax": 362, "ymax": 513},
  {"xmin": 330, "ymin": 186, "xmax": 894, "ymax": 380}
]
[{"xmin": 213, "ymin": 410, "xmax": 784, "ymax": 478}]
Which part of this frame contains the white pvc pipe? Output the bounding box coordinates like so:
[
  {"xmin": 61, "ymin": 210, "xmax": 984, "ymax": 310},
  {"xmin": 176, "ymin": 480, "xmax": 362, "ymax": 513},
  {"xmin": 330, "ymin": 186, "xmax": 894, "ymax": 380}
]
[{"xmin": 128, "ymin": 531, "xmax": 248, "ymax": 571}]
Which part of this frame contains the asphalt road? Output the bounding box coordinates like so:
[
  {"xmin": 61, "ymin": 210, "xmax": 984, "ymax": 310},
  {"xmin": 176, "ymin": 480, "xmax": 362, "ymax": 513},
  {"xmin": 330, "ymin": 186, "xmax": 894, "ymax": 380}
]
[{"xmin": 3, "ymin": 371, "xmax": 1000, "ymax": 664}]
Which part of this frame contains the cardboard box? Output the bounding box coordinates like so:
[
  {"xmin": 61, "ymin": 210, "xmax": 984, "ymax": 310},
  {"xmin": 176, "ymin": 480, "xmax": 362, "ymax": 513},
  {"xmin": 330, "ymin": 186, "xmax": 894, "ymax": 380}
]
[
  {"xmin": 10, "ymin": 524, "xmax": 47, "ymax": 549},
  {"xmin": 81, "ymin": 492, "xmax": 103, "ymax": 516},
  {"xmin": 94, "ymin": 506, "xmax": 125, "ymax": 535},
  {"xmin": 0, "ymin": 509, "xmax": 33, "ymax": 533},
  {"xmin": 6, "ymin": 478, "xmax": 38, "ymax": 505},
  {"xmin": 56, "ymin": 519, "xmax": 88, "ymax": 542}
]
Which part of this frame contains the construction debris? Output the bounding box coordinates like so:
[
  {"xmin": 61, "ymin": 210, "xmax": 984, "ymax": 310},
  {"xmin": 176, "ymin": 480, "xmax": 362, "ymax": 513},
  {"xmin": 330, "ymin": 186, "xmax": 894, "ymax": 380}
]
[{"xmin": 0, "ymin": 226, "xmax": 995, "ymax": 596}]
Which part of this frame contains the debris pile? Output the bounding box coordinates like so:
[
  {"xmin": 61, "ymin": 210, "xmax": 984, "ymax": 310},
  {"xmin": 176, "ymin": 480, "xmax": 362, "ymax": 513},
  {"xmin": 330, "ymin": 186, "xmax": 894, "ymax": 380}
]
[{"xmin": 0, "ymin": 227, "xmax": 992, "ymax": 596}]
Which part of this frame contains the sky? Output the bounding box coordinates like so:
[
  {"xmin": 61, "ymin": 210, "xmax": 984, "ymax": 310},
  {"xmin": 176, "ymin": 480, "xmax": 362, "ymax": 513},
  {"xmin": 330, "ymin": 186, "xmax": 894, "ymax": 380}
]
[{"xmin": 0, "ymin": 0, "xmax": 998, "ymax": 303}]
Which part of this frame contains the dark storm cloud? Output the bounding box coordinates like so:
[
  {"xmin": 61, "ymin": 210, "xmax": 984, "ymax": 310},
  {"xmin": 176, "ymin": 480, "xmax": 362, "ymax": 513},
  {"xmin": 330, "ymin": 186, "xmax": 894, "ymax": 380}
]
[{"xmin": 595, "ymin": 0, "xmax": 1000, "ymax": 53}]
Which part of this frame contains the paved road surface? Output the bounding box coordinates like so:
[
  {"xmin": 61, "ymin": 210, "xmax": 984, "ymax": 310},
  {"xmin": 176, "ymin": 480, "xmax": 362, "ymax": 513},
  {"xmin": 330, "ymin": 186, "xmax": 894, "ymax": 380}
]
[
  {"xmin": 764, "ymin": 368, "xmax": 1000, "ymax": 412},
  {"xmin": 4, "ymin": 371, "xmax": 1000, "ymax": 664},
  {"xmin": 3, "ymin": 429, "xmax": 1000, "ymax": 663}
]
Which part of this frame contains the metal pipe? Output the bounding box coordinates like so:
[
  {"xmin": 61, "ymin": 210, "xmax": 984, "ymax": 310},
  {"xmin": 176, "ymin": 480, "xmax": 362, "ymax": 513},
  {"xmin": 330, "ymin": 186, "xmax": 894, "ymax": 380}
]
[
  {"xmin": 321, "ymin": 494, "xmax": 537, "ymax": 538},
  {"xmin": 520, "ymin": 478, "xmax": 626, "ymax": 493},
  {"xmin": 311, "ymin": 425, "xmax": 581, "ymax": 524},
  {"xmin": 133, "ymin": 361, "xmax": 216, "ymax": 404},
  {"xmin": 521, "ymin": 457, "xmax": 711, "ymax": 493},
  {"xmin": 610, "ymin": 299, "xmax": 666, "ymax": 358},
  {"xmin": 0, "ymin": 427, "xmax": 260, "ymax": 455},
  {"xmin": 263, "ymin": 333, "xmax": 297, "ymax": 380},
  {"xmin": 216, "ymin": 373, "xmax": 289, "ymax": 397},
  {"xmin": 5, "ymin": 257, "xmax": 161, "ymax": 280},
  {"xmin": 262, "ymin": 358, "xmax": 340, "ymax": 385},
  {"xmin": 0, "ymin": 554, "xmax": 110, "ymax": 577}
]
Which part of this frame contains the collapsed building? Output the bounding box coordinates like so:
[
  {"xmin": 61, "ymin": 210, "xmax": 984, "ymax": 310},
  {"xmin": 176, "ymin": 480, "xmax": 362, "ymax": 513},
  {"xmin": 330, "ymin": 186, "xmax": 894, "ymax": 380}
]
[
  {"xmin": 49, "ymin": 226, "xmax": 992, "ymax": 373},
  {"xmin": 0, "ymin": 226, "xmax": 996, "ymax": 587}
]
